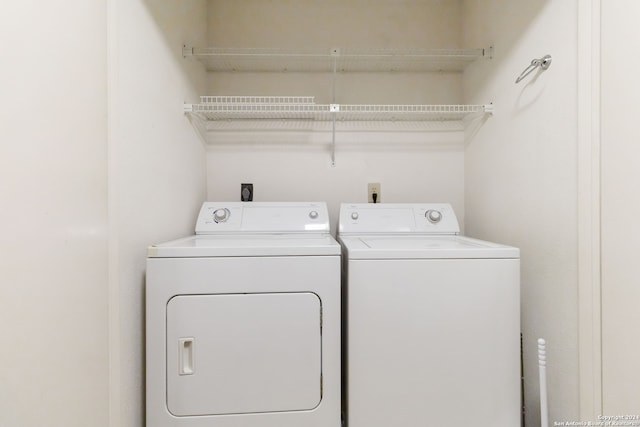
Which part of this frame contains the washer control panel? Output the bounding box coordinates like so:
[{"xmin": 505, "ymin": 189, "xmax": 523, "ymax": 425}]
[
  {"xmin": 338, "ymin": 203, "xmax": 460, "ymax": 235},
  {"xmin": 196, "ymin": 202, "xmax": 330, "ymax": 234}
]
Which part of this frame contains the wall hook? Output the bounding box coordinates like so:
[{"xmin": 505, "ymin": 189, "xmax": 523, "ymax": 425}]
[{"xmin": 515, "ymin": 54, "xmax": 552, "ymax": 84}]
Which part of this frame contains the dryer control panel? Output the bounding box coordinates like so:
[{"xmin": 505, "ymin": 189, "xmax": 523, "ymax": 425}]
[
  {"xmin": 338, "ymin": 203, "xmax": 460, "ymax": 235},
  {"xmin": 196, "ymin": 202, "xmax": 330, "ymax": 234}
]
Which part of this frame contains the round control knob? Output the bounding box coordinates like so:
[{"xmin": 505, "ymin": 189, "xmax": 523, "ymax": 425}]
[
  {"xmin": 309, "ymin": 211, "xmax": 319, "ymax": 219},
  {"xmin": 351, "ymin": 212, "xmax": 359, "ymax": 220},
  {"xmin": 426, "ymin": 209, "xmax": 442, "ymax": 224},
  {"xmin": 213, "ymin": 208, "xmax": 230, "ymax": 223}
]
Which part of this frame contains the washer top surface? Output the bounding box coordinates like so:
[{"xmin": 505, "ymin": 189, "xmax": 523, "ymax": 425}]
[
  {"xmin": 338, "ymin": 234, "xmax": 518, "ymax": 259},
  {"xmin": 338, "ymin": 203, "xmax": 519, "ymax": 259},
  {"xmin": 149, "ymin": 201, "xmax": 340, "ymax": 258}
]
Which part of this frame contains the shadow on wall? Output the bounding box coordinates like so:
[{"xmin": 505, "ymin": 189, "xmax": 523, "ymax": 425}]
[
  {"xmin": 462, "ymin": 2, "xmax": 578, "ymax": 427},
  {"xmin": 141, "ymin": 0, "xmax": 208, "ymax": 103},
  {"xmin": 462, "ymin": 0, "xmax": 552, "ymax": 103}
]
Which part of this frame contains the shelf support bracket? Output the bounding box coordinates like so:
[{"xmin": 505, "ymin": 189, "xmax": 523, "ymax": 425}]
[
  {"xmin": 330, "ymin": 49, "xmax": 339, "ymax": 167},
  {"xmin": 331, "ymin": 48, "xmax": 339, "ymax": 104},
  {"xmin": 330, "ymin": 104, "xmax": 339, "ymax": 167},
  {"xmin": 483, "ymin": 45, "xmax": 494, "ymax": 60},
  {"xmin": 182, "ymin": 45, "xmax": 194, "ymax": 58},
  {"xmin": 484, "ymin": 103, "xmax": 495, "ymax": 116}
]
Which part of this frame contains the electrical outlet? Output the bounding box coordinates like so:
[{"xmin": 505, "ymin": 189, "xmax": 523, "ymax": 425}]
[
  {"xmin": 241, "ymin": 183, "xmax": 253, "ymax": 201},
  {"xmin": 368, "ymin": 183, "xmax": 381, "ymax": 203}
]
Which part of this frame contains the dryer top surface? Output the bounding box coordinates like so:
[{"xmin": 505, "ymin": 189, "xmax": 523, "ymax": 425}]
[
  {"xmin": 149, "ymin": 202, "xmax": 339, "ymax": 257},
  {"xmin": 148, "ymin": 234, "xmax": 340, "ymax": 258}
]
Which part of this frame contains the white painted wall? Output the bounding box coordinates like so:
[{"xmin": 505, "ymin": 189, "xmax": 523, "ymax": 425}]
[
  {"xmin": 0, "ymin": 2, "xmax": 109, "ymax": 426},
  {"xmin": 463, "ymin": 0, "xmax": 579, "ymax": 425},
  {"xmin": 204, "ymin": 0, "xmax": 467, "ymax": 228},
  {"xmin": 600, "ymin": 0, "xmax": 640, "ymax": 414},
  {"xmin": 107, "ymin": 0, "xmax": 207, "ymax": 426}
]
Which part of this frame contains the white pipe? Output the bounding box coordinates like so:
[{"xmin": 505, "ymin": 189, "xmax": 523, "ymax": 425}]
[{"xmin": 538, "ymin": 338, "xmax": 549, "ymax": 427}]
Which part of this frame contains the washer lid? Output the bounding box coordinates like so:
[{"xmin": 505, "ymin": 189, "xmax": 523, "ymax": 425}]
[
  {"xmin": 148, "ymin": 234, "xmax": 341, "ymax": 258},
  {"xmin": 339, "ymin": 235, "xmax": 519, "ymax": 259}
]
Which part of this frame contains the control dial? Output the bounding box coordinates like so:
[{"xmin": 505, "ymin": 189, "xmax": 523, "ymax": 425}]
[
  {"xmin": 309, "ymin": 211, "xmax": 319, "ymax": 219},
  {"xmin": 213, "ymin": 208, "xmax": 230, "ymax": 223},
  {"xmin": 425, "ymin": 209, "xmax": 442, "ymax": 224}
]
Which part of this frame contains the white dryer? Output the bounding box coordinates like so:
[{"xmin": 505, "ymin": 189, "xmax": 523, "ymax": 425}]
[
  {"xmin": 146, "ymin": 202, "xmax": 341, "ymax": 427},
  {"xmin": 338, "ymin": 203, "xmax": 520, "ymax": 427}
]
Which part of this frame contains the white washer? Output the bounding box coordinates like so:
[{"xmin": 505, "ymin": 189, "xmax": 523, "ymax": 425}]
[
  {"xmin": 338, "ymin": 203, "xmax": 520, "ymax": 427},
  {"xmin": 146, "ymin": 202, "xmax": 341, "ymax": 427}
]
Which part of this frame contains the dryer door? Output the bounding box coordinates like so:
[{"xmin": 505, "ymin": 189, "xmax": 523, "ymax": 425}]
[{"xmin": 166, "ymin": 292, "xmax": 322, "ymax": 416}]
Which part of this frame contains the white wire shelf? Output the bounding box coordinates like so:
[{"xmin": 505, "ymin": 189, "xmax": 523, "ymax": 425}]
[
  {"xmin": 183, "ymin": 46, "xmax": 487, "ymax": 72},
  {"xmin": 185, "ymin": 97, "xmax": 491, "ymax": 122},
  {"xmin": 185, "ymin": 97, "xmax": 493, "ymax": 165},
  {"xmin": 199, "ymin": 96, "xmax": 316, "ymax": 105},
  {"xmin": 333, "ymin": 104, "xmax": 488, "ymax": 121}
]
